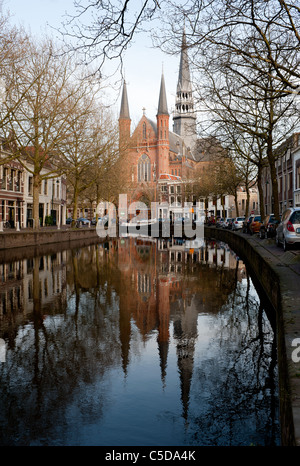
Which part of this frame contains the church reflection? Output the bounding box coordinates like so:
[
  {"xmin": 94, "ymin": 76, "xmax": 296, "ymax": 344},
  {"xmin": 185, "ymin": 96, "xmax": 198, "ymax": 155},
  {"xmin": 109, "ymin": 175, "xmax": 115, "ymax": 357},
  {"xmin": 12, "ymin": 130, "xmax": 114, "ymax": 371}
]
[
  {"xmin": 64, "ymin": 237, "xmax": 247, "ymax": 423},
  {"xmin": 0, "ymin": 237, "xmax": 278, "ymax": 446}
]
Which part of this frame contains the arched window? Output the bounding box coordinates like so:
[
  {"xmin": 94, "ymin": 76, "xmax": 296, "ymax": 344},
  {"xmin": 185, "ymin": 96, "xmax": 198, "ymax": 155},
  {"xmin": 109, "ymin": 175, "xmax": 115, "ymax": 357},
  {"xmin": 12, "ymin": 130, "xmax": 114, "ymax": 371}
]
[
  {"xmin": 138, "ymin": 154, "xmax": 151, "ymax": 182},
  {"xmin": 143, "ymin": 122, "xmax": 147, "ymax": 139}
]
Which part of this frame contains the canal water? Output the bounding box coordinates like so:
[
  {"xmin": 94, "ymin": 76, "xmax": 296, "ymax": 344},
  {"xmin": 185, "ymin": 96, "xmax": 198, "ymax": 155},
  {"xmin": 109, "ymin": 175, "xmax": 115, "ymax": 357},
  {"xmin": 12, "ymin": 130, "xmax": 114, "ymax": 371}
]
[{"xmin": 0, "ymin": 237, "xmax": 280, "ymax": 446}]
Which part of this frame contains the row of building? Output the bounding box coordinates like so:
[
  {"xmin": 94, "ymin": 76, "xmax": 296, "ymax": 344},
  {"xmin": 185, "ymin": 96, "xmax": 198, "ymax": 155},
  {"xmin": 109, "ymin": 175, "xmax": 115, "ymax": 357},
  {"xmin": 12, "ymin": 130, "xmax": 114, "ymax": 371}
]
[
  {"xmin": 262, "ymin": 133, "xmax": 300, "ymax": 216},
  {"xmin": 0, "ymin": 138, "xmax": 67, "ymax": 228}
]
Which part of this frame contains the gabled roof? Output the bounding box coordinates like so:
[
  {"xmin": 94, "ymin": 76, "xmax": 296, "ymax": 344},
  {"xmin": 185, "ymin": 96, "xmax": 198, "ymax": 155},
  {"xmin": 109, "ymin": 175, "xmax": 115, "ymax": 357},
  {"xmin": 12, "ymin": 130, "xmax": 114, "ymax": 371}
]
[{"xmin": 147, "ymin": 118, "xmax": 185, "ymax": 155}]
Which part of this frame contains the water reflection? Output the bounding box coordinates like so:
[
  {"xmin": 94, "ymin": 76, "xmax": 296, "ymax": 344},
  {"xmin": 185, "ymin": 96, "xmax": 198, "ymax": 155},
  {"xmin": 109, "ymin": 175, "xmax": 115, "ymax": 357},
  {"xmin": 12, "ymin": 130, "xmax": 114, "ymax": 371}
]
[{"xmin": 0, "ymin": 237, "xmax": 280, "ymax": 446}]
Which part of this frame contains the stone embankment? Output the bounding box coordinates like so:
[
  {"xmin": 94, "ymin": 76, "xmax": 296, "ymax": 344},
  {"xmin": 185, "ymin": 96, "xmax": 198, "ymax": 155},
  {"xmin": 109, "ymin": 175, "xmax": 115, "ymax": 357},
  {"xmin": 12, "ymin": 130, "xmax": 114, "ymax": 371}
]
[{"xmin": 205, "ymin": 225, "xmax": 300, "ymax": 447}]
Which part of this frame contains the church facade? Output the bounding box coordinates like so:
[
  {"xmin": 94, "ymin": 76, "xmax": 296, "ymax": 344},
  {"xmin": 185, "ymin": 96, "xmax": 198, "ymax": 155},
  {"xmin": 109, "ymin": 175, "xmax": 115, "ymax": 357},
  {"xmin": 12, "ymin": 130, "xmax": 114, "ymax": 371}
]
[{"xmin": 118, "ymin": 32, "xmax": 231, "ymax": 221}]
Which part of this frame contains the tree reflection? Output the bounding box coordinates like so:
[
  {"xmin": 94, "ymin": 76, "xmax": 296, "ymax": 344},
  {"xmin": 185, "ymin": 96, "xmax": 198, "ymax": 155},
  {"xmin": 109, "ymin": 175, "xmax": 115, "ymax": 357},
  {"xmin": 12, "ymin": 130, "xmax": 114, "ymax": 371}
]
[{"xmin": 189, "ymin": 278, "xmax": 279, "ymax": 446}]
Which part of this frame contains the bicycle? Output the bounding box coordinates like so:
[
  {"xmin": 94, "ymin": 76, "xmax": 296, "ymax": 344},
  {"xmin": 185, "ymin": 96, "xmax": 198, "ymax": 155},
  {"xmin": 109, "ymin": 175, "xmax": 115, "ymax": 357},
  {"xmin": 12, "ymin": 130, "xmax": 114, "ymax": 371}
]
[{"xmin": 3, "ymin": 221, "xmax": 11, "ymax": 229}]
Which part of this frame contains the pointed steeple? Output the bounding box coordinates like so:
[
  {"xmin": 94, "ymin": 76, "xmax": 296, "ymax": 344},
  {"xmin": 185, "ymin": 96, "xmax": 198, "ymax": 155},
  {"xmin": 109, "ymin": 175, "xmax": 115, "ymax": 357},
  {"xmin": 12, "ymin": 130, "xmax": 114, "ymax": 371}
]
[
  {"xmin": 156, "ymin": 71, "xmax": 170, "ymax": 174},
  {"xmin": 173, "ymin": 29, "xmax": 197, "ymax": 153},
  {"xmin": 177, "ymin": 30, "xmax": 192, "ymax": 94},
  {"xmin": 119, "ymin": 80, "xmax": 131, "ymax": 146},
  {"xmin": 157, "ymin": 72, "xmax": 169, "ymax": 116},
  {"xmin": 119, "ymin": 80, "xmax": 130, "ymax": 119}
]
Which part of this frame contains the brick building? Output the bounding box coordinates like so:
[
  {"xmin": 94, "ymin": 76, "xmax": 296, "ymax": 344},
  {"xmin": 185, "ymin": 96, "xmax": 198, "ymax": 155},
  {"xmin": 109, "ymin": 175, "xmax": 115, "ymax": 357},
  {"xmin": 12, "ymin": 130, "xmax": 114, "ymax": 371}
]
[
  {"xmin": 118, "ymin": 31, "xmax": 232, "ymax": 220},
  {"xmin": 119, "ymin": 33, "xmax": 244, "ymax": 219}
]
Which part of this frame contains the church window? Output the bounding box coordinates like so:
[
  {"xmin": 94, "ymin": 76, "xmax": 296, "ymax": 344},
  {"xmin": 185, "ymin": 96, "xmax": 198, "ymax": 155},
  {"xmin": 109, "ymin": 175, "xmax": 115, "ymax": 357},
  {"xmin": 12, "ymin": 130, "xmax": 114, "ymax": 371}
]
[
  {"xmin": 138, "ymin": 153, "xmax": 151, "ymax": 182},
  {"xmin": 143, "ymin": 122, "xmax": 147, "ymax": 139}
]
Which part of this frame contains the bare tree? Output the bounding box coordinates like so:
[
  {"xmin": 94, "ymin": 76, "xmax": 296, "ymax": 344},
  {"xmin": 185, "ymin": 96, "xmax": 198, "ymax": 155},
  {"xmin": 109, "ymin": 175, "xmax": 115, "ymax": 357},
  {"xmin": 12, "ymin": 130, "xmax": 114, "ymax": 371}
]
[
  {"xmin": 60, "ymin": 103, "xmax": 119, "ymax": 223},
  {"xmin": 2, "ymin": 35, "xmax": 100, "ymax": 228},
  {"xmin": 59, "ymin": 0, "xmax": 163, "ymax": 77}
]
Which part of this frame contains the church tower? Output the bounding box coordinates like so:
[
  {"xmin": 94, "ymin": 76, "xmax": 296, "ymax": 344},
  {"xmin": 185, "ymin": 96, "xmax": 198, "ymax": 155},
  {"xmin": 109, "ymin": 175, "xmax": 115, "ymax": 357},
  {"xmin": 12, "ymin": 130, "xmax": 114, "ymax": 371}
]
[
  {"xmin": 119, "ymin": 80, "xmax": 131, "ymax": 147},
  {"xmin": 156, "ymin": 71, "xmax": 170, "ymax": 175},
  {"xmin": 173, "ymin": 31, "xmax": 197, "ymax": 153}
]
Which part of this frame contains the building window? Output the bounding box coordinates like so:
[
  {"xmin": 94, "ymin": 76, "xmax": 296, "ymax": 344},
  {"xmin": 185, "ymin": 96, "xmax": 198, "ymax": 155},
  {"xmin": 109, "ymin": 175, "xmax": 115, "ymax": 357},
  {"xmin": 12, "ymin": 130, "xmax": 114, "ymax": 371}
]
[
  {"xmin": 143, "ymin": 122, "xmax": 147, "ymax": 139},
  {"xmin": 28, "ymin": 177, "xmax": 33, "ymax": 196},
  {"xmin": 44, "ymin": 180, "xmax": 48, "ymax": 195},
  {"xmin": 16, "ymin": 171, "xmax": 21, "ymax": 192},
  {"xmin": 138, "ymin": 154, "xmax": 151, "ymax": 182},
  {"xmin": 9, "ymin": 170, "xmax": 14, "ymax": 190},
  {"xmin": 2, "ymin": 168, "xmax": 7, "ymax": 189}
]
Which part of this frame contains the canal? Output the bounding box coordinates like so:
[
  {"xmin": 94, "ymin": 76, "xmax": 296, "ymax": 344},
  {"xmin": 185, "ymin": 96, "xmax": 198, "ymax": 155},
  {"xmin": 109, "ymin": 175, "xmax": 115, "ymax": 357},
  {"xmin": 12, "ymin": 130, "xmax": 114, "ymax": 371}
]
[{"xmin": 0, "ymin": 237, "xmax": 280, "ymax": 446}]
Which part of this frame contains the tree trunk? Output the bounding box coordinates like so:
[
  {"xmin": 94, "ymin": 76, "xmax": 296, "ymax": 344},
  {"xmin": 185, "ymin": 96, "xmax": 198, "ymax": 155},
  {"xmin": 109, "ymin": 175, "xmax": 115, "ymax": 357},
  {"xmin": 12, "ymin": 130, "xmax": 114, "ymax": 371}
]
[
  {"xmin": 257, "ymin": 167, "xmax": 265, "ymax": 220},
  {"xmin": 234, "ymin": 192, "xmax": 239, "ymax": 217},
  {"xmin": 267, "ymin": 137, "xmax": 280, "ymax": 221},
  {"xmin": 245, "ymin": 185, "xmax": 250, "ymax": 218},
  {"xmin": 73, "ymin": 188, "xmax": 79, "ymax": 225},
  {"xmin": 33, "ymin": 174, "xmax": 40, "ymax": 229}
]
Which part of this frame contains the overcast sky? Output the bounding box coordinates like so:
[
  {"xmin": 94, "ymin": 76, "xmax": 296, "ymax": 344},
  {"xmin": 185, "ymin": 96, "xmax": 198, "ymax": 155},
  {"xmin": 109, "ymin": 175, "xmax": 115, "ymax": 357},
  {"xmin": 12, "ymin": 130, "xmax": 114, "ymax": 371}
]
[{"xmin": 5, "ymin": 0, "xmax": 181, "ymax": 127}]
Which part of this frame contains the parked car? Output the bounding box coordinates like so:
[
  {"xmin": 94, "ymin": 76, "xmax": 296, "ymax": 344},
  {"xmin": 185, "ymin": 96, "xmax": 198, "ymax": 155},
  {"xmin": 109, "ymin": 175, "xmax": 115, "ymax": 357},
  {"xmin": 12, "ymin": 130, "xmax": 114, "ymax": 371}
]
[
  {"xmin": 276, "ymin": 207, "xmax": 300, "ymax": 251},
  {"xmin": 66, "ymin": 217, "xmax": 73, "ymax": 224},
  {"xmin": 232, "ymin": 217, "xmax": 245, "ymax": 230},
  {"xmin": 259, "ymin": 214, "xmax": 280, "ymax": 239},
  {"xmin": 216, "ymin": 217, "xmax": 225, "ymax": 228},
  {"xmin": 242, "ymin": 216, "xmax": 254, "ymax": 234},
  {"xmin": 249, "ymin": 215, "xmax": 262, "ymax": 235},
  {"xmin": 226, "ymin": 218, "xmax": 234, "ymax": 230},
  {"xmin": 222, "ymin": 218, "xmax": 232, "ymax": 229},
  {"xmin": 75, "ymin": 217, "xmax": 90, "ymax": 227}
]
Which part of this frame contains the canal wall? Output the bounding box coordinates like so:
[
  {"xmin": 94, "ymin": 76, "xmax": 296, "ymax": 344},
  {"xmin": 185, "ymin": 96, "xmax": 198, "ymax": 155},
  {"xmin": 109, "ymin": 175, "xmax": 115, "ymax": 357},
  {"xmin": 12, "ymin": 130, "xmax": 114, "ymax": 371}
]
[
  {"xmin": 0, "ymin": 227, "xmax": 111, "ymax": 251},
  {"xmin": 205, "ymin": 226, "xmax": 300, "ymax": 447}
]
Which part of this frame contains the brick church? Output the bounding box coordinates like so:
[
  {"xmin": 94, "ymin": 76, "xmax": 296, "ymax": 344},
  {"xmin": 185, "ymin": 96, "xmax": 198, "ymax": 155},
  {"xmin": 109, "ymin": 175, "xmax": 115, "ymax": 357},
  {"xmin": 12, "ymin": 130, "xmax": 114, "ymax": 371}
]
[{"xmin": 118, "ymin": 31, "xmax": 213, "ymax": 221}]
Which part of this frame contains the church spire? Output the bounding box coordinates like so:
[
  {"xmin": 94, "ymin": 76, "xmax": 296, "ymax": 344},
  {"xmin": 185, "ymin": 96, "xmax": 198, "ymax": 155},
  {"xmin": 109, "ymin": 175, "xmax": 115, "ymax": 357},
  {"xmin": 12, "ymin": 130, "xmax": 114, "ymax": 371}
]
[
  {"xmin": 119, "ymin": 80, "xmax": 130, "ymax": 120},
  {"xmin": 157, "ymin": 71, "xmax": 169, "ymax": 116},
  {"xmin": 173, "ymin": 29, "xmax": 197, "ymax": 152},
  {"xmin": 177, "ymin": 30, "xmax": 192, "ymax": 95},
  {"xmin": 156, "ymin": 71, "xmax": 170, "ymax": 175},
  {"xmin": 119, "ymin": 80, "xmax": 131, "ymax": 145}
]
